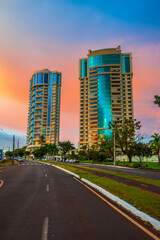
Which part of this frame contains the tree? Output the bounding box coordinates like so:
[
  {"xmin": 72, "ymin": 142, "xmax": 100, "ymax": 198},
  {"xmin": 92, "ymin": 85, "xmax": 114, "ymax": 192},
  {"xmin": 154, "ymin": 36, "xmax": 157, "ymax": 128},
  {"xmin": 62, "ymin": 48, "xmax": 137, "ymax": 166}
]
[
  {"xmin": 98, "ymin": 135, "xmax": 113, "ymax": 158},
  {"xmin": 5, "ymin": 151, "xmax": 13, "ymax": 159},
  {"xmin": 131, "ymin": 142, "xmax": 152, "ymax": 167},
  {"xmin": 154, "ymin": 95, "xmax": 160, "ymax": 107},
  {"xmin": 59, "ymin": 141, "xmax": 75, "ymax": 160},
  {"xmin": 45, "ymin": 143, "xmax": 59, "ymax": 156},
  {"xmin": 32, "ymin": 146, "xmax": 47, "ymax": 160},
  {"xmin": 150, "ymin": 133, "xmax": 160, "ymax": 165},
  {"xmin": 15, "ymin": 147, "xmax": 26, "ymax": 157},
  {"xmin": 24, "ymin": 150, "xmax": 30, "ymax": 159},
  {"xmin": 109, "ymin": 119, "xmax": 141, "ymax": 162}
]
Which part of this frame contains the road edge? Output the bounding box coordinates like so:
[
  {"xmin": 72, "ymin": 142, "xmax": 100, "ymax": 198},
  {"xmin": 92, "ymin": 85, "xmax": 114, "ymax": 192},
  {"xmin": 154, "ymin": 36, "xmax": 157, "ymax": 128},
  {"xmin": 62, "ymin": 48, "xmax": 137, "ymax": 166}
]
[{"xmin": 50, "ymin": 163, "xmax": 160, "ymax": 231}]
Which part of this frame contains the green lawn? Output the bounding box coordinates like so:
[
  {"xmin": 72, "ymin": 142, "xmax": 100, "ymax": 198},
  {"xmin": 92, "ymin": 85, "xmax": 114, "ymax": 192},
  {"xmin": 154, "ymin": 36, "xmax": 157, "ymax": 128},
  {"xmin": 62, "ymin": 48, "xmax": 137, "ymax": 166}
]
[
  {"xmin": 0, "ymin": 160, "xmax": 17, "ymax": 166},
  {"xmin": 49, "ymin": 162, "xmax": 160, "ymax": 221}
]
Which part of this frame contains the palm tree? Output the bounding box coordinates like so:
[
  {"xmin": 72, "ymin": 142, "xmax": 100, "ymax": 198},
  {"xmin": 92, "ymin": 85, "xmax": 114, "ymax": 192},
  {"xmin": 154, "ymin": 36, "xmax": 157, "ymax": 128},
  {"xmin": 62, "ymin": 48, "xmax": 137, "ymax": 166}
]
[
  {"xmin": 154, "ymin": 95, "xmax": 160, "ymax": 107},
  {"xmin": 39, "ymin": 135, "xmax": 45, "ymax": 146},
  {"xmin": 150, "ymin": 133, "xmax": 160, "ymax": 165},
  {"xmin": 59, "ymin": 141, "xmax": 74, "ymax": 161},
  {"xmin": 45, "ymin": 143, "xmax": 59, "ymax": 156}
]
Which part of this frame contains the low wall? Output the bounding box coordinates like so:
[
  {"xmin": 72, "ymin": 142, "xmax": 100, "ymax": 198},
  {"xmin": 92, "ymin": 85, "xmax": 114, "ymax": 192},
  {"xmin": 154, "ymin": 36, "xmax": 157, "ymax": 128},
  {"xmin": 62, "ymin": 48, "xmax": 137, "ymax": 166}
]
[{"xmin": 116, "ymin": 155, "xmax": 158, "ymax": 162}]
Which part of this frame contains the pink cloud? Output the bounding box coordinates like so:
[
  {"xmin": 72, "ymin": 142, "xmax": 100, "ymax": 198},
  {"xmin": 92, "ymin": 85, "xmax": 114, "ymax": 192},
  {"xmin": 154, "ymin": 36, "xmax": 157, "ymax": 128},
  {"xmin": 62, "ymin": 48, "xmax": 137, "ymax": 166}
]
[{"xmin": 1, "ymin": 41, "xmax": 160, "ymax": 145}]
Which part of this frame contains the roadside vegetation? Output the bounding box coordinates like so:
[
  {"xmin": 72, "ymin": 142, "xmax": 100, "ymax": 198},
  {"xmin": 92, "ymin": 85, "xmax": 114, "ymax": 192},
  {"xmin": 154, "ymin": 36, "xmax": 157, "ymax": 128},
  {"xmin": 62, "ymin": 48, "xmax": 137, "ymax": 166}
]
[
  {"xmin": 3, "ymin": 117, "xmax": 160, "ymax": 170},
  {"xmin": 0, "ymin": 159, "xmax": 18, "ymax": 166}
]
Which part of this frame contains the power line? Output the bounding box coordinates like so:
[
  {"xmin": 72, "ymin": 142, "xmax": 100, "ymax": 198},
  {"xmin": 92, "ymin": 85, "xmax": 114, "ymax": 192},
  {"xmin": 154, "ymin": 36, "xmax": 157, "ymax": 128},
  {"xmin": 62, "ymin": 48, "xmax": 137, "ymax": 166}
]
[{"xmin": 0, "ymin": 129, "xmax": 12, "ymax": 142}]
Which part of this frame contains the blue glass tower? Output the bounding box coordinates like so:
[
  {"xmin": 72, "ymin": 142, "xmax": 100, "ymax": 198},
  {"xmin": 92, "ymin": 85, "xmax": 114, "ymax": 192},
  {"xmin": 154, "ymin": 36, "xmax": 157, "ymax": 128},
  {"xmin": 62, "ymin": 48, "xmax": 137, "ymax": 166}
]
[
  {"xmin": 79, "ymin": 46, "xmax": 133, "ymax": 149},
  {"xmin": 27, "ymin": 69, "xmax": 61, "ymax": 150}
]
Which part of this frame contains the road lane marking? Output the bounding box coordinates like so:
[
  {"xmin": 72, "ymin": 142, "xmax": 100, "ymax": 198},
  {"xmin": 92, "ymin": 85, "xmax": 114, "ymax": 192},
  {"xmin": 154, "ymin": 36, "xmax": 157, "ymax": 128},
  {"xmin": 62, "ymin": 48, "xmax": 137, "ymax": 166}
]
[
  {"xmin": 0, "ymin": 180, "xmax": 4, "ymax": 188},
  {"xmin": 45, "ymin": 174, "xmax": 47, "ymax": 178},
  {"xmin": 41, "ymin": 217, "xmax": 49, "ymax": 240},
  {"xmin": 46, "ymin": 184, "xmax": 49, "ymax": 192},
  {"xmin": 73, "ymin": 177, "xmax": 160, "ymax": 240}
]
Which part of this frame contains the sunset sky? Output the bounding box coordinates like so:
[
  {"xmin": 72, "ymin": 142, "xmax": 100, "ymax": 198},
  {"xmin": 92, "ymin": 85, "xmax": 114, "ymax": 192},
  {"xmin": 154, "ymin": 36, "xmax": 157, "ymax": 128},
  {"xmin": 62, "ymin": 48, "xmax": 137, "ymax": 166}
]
[{"xmin": 0, "ymin": 0, "xmax": 160, "ymax": 149}]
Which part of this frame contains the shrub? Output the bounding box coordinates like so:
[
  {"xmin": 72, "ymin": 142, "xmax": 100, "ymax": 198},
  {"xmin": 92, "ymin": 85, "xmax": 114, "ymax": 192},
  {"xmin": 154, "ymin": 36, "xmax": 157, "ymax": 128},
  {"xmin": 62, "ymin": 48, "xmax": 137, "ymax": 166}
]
[{"xmin": 133, "ymin": 163, "xmax": 141, "ymax": 168}]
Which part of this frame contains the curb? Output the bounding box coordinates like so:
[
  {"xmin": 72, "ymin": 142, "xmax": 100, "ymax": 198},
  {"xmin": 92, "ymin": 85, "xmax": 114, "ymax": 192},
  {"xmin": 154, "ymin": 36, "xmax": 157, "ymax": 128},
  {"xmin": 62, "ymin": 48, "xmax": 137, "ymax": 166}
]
[{"xmin": 45, "ymin": 163, "xmax": 160, "ymax": 231}]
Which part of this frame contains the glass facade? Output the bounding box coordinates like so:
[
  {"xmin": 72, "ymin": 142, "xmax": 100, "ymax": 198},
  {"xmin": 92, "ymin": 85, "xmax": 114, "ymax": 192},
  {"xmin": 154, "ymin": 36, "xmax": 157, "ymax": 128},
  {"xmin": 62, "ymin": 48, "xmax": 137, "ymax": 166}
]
[
  {"xmin": 37, "ymin": 73, "xmax": 43, "ymax": 84},
  {"xmin": 33, "ymin": 75, "xmax": 36, "ymax": 85},
  {"xmin": 81, "ymin": 59, "xmax": 87, "ymax": 77},
  {"xmin": 79, "ymin": 49, "xmax": 133, "ymax": 150},
  {"xmin": 89, "ymin": 54, "xmax": 120, "ymax": 68},
  {"xmin": 27, "ymin": 69, "xmax": 61, "ymax": 147},
  {"xmin": 58, "ymin": 74, "xmax": 61, "ymax": 85},
  {"xmin": 97, "ymin": 74, "xmax": 112, "ymax": 137},
  {"xmin": 53, "ymin": 73, "xmax": 57, "ymax": 84},
  {"xmin": 31, "ymin": 88, "xmax": 36, "ymax": 145},
  {"xmin": 44, "ymin": 73, "xmax": 48, "ymax": 83},
  {"xmin": 97, "ymin": 66, "xmax": 110, "ymax": 73},
  {"xmin": 123, "ymin": 55, "xmax": 130, "ymax": 73},
  {"xmin": 47, "ymin": 72, "xmax": 52, "ymax": 126},
  {"xmin": 29, "ymin": 90, "xmax": 32, "ymax": 133}
]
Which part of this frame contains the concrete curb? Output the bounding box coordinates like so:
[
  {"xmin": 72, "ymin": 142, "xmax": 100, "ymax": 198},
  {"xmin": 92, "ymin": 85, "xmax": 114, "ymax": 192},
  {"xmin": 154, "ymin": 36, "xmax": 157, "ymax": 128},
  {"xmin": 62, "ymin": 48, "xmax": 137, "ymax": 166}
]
[
  {"xmin": 51, "ymin": 164, "xmax": 80, "ymax": 179},
  {"xmin": 45, "ymin": 163, "xmax": 160, "ymax": 231},
  {"xmin": 81, "ymin": 178, "xmax": 160, "ymax": 231}
]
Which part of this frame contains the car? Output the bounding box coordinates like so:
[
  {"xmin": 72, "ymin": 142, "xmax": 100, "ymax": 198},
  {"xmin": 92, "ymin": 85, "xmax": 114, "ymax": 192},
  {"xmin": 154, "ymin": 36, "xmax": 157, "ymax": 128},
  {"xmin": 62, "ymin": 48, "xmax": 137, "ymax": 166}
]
[
  {"xmin": 71, "ymin": 159, "xmax": 79, "ymax": 163},
  {"xmin": 65, "ymin": 159, "xmax": 70, "ymax": 162},
  {"xmin": 18, "ymin": 157, "xmax": 24, "ymax": 162}
]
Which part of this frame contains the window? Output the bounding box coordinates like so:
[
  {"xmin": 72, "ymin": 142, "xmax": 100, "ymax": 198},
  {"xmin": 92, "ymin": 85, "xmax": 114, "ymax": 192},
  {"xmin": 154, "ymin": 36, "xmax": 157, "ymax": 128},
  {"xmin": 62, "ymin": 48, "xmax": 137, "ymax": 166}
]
[
  {"xmin": 33, "ymin": 75, "xmax": 36, "ymax": 85},
  {"xmin": 89, "ymin": 71, "xmax": 97, "ymax": 75},
  {"xmin": 90, "ymin": 86, "xmax": 97, "ymax": 90},
  {"xmin": 37, "ymin": 73, "xmax": 43, "ymax": 84},
  {"xmin": 44, "ymin": 73, "xmax": 48, "ymax": 83},
  {"xmin": 89, "ymin": 54, "xmax": 120, "ymax": 68},
  {"xmin": 53, "ymin": 73, "xmax": 57, "ymax": 84},
  {"xmin": 81, "ymin": 59, "xmax": 87, "ymax": 77},
  {"xmin": 97, "ymin": 66, "xmax": 110, "ymax": 73},
  {"xmin": 123, "ymin": 55, "xmax": 130, "ymax": 73},
  {"xmin": 90, "ymin": 90, "xmax": 97, "ymax": 93}
]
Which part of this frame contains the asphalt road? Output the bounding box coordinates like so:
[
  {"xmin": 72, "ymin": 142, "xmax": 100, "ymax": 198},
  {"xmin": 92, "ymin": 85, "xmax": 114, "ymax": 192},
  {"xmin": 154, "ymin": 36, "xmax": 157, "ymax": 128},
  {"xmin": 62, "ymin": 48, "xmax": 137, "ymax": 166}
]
[
  {"xmin": 0, "ymin": 161, "xmax": 159, "ymax": 240},
  {"xmin": 78, "ymin": 163, "xmax": 160, "ymax": 180}
]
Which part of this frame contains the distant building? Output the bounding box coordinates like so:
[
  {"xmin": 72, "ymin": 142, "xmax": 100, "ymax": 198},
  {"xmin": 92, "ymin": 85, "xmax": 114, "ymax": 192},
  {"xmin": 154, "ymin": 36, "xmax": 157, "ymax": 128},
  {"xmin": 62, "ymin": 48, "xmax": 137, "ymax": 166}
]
[
  {"xmin": 79, "ymin": 46, "xmax": 133, "ymax": 149},
  {"xmin": 27, "ymin": 69, "xmax": 61, "ymax": 150}
]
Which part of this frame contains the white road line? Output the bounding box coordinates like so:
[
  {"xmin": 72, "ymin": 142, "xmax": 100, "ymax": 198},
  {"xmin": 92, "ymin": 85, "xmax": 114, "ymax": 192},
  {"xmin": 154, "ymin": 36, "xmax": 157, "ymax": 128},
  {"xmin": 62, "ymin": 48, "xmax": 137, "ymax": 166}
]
[
  {"xmin": 45, "ymin": 174, "xmax": 47, "ymax": 178},
  {"xmin": 0, "ymin": 180, "xmax": 4, "ymax": 188},
  {"xmin": 41, "ymin": 217, "xmax": 49, "ymax": 240},
  {"xmin": 46, "ymin": 184, "xmax": 49, "ymax": 192}
]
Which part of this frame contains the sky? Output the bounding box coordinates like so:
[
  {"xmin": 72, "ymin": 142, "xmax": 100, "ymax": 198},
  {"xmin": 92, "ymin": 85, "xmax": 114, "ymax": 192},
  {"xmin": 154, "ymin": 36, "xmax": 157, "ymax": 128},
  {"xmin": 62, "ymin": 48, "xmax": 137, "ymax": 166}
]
[{"xmin": 0, "ymin": 0, "xmax": 160, "ymax": 150}]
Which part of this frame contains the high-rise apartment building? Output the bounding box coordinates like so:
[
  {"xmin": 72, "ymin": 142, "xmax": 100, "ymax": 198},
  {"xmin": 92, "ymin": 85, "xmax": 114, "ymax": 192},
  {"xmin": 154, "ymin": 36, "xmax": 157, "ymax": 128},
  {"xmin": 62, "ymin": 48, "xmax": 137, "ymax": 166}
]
[
  {"xmin": 79, "ymin": 46, "xmax": 133, "ymax": 149},
  {"xmin": 27, "ymin": 69, "xmax": 61, "ymax": 150}
]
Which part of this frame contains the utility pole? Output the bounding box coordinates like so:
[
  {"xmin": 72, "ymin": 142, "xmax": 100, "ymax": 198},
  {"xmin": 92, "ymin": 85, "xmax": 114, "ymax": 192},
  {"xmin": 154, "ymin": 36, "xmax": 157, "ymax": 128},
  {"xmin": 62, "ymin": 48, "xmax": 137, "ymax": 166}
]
[
  {"xmin": 12, "ymin": 135, "xmax": 15, "ymax": 165},
  {"xmin": 113, "ymin": 131, "xmax": 116, "ymax": 166}
]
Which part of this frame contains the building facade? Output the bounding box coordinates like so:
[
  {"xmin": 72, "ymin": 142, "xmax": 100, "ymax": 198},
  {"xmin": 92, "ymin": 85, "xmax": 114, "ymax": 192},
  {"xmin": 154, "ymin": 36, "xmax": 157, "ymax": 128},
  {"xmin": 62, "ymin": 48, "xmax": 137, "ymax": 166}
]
[
  {"xmin": 79, "ymin": 46, "xmax": 133, "ymax": 149},
  {"xmin": 27, "ymin": 69, "xmax": 61, "ymax": 150}
]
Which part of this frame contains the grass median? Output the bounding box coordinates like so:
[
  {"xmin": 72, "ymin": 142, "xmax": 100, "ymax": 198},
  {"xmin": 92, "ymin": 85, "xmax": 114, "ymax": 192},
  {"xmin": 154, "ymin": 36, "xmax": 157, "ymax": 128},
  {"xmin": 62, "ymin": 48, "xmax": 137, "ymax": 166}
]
[
  {"xmin": 74, "ymin": 164, "xmax": 160, "ymax": 187},
  {"xmin": 50, "ymin": 162, "xmax": 160, "ymax": 221}
]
